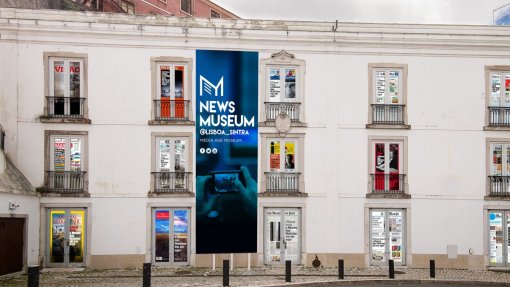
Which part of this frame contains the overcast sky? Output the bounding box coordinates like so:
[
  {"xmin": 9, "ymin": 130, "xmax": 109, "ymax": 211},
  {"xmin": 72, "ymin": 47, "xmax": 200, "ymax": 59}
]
[{"xmin": 212, "ymin": 0, "xmax": 510, "ymax": 25}]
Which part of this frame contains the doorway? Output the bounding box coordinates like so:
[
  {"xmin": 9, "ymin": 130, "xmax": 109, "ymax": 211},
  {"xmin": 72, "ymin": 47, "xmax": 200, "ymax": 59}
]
[
  {"xmin": 0, "ymin": 217, "xmax": 24, "ymax": 275},
  {"xmin": 47, "ymin": 209, "xmax": 86, "ymax": 267},
  {"xmin": 264, "ymin": 208, "xmax": 301, "ymax": 264}
]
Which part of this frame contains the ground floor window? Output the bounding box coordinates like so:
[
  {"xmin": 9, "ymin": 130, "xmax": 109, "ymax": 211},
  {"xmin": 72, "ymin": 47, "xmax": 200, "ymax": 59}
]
[
  {"xmin": 370, "ymin": 209, "xmax": 405, "ymax": 265},
  {"xmin": 153, "ymin": 208, "xmax": 190, "ymax": 265},
  {"xmin": 264, "ymin": 208, "xmax": 300, "ymax": 264},
  {"xmin": 489, "ymin": 210, "xmax": 510, "ymax": 266},
  {"xmin": 47, "ymin": 209, "xmax": 86, "ymax": 267}
]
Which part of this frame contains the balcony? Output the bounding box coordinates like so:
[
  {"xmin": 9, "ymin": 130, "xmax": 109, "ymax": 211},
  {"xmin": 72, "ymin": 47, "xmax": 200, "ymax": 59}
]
[
  {"xmin": 264, "ymin": 172, "xmax": 301, "ymax": 194},
  {"xmin": 153, "ymin": 99, "xmax": 190, "ymax": 122},
  {"xmin": 44, "ymin": 97, "xmax": 87, "ymax": 121},
  {"xmin": 371, "ymin": 104, "xmax": 405, "ymax": 125},
  {"xmin": 44, "ymin": 171, "xmax": 86, "ymax": 193},
  {"xmin": 488, "ymin": 176, "xmax": 510, "ymax": 197},
  {"xmin": 370, "ymin": 174, "xmax": 406, "ymax": 195},
  {"xmin": 488, "ymin": 107, "xmax": 510, "ymax": 127},
  {"xmin": 152, "ymin": 172, "xmax": 191, "ymax": 193},
  {"xmin": 265, "ymin": 102, "xmax": 301, "ymax": 122}
]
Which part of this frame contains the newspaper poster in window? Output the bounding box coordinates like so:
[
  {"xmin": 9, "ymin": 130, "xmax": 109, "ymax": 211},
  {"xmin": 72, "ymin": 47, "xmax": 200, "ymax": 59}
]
[
  {"xmin": 505, "ymin": 74, "xmax": 510, "ymax": 105},
  {"xmin": 489, "ymin": 212, "xmax": 503, "ymax": 264},
  {"xmin": 270, "ymin": 141, "xmax": 280, "ymax": 170},
  {"xmin": 269, "ymin": 68, "xmax": 281, "ymax": 101},
  {"xmin": 70, "ymin": 138, "xmax": 81, "ymax": 172},
  {"xmin": 389, "ymin": 143, "xmax": 400, "ymax": 190},
  {"xmin": 285, "ymin": 142, "xmax": 295, "ymax": 170},
  {"xmin": 371, "ymin": 210, "xmax": 386, "ymax": 263},
  {"xmin": 285, "ymin": 69, "xmax": 296, "ymax": 99},
  {"xmin": 389, "ymin": 71, "xmax": 399, "ymax": 104},
  {"xmin": 174, "ymin": 66, "xmax": 185, "ymax": 118},
  {"xmin": 50, "ymin": 210, "xmax": 66, "ymax": 263},
  {"xmin": 388, "ymin": 211, "xmax": 403, "ymax": 262},
  {"xmin": 69, "ymin": 62, "xmax": 81, "ymax": 98},
  {"xmin": 54, "ymin": 138, "xmax": 66, "ymax": 171},
  {"xmin": 265, "ymin": 209, "xmax": 281, "ymax": 262},
  {"xmin": 160, "ymin": 65, "xmax": 171, "ymax": 118},
  {"xmin": 284, "ymin": 210, "xmax": 299, "ymax": 263},
  {"xmin": 375, "ymin": 143, "xmax": 385, "ymax": 190},
  {"xmin": 492, "ymin": 74, "xmax": 501, "ymax": 106},
  {"xmin": 155, "ymin": 210, "xmax": 170, "ymax": 262},
  {"xmin": 375, "ymin": 71, "xmax": 386, "ymax": 104},
  {"xmin": 53, "ymin": 61, "xmax": 65, "ymax": 97},
  {"xmin": 174, "ymin": 139, "xmax": 186, "ymax": 189},
  {"xmin": 173, "ymin": 210, "xmax": 189, "ymax": 262},
  {"xmin": 69, "ymin": 210, "xmax": 84, "ymax": 263},
  {"xmin": 492, "ymin": 145, "xmax": 503, "ymax": 175},
  {"xmin": 159, "ymin": 139, "xmax": 171, "ymax": 171}
]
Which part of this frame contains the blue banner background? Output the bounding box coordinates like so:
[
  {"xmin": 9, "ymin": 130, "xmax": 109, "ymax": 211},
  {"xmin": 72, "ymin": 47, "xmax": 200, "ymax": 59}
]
[{"xmin": 196, "ymin": 50, "xmax": 258, "ymax": 254}]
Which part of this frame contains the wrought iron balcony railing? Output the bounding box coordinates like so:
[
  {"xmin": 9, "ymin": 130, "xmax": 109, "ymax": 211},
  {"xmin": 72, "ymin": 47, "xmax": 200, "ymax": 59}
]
[
  {"xmin": 265, "ymin": 102, "xmax": 301, "ymax": 122},
  {"xmin": 371, "ymin": 104, "xmax": 405, "ymax": 125},
  {"xmin": 265, "ymin": 172, "xmax": 300, "ymax": 193},
  {"xmin": 46, "ymin": 97, "xmax": 86, "ymax": 118},
  {"xmin": 154, "ymin": 99, "xmax": 190, "ymax": 121},
  {"xmin": 370, "ymin": 174, "xmax": 406, "ymax": 194},
  {"xmin": 488, "ymin": 175, "xmax": 510, "ymax": 196},
  {"xmin": 152, "ymin": 172, "xmax": 191, "ymax": 193},
  {"xmin": 488, "ymin": 107, "xmax": 510, "ymax": 127},
  {"xmin": 44, "ymin": 171, "xmax": 86, "ymax": 193}
]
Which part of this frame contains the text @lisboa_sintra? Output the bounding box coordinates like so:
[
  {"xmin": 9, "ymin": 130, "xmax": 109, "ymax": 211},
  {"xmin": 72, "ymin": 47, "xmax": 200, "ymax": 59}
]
[{"xmin": 199, "ymin": 129, "xmax": 250, "ymax": 136}]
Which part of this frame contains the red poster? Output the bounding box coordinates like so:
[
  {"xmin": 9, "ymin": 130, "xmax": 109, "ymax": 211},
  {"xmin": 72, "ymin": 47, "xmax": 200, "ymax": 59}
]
[
  {"xmin": 375, "ymin": 143, "xmax": 385, "ymax": 190},
  {"xmin": 270, "ymin": 154, "xmax": 280, "ymax": 169}
]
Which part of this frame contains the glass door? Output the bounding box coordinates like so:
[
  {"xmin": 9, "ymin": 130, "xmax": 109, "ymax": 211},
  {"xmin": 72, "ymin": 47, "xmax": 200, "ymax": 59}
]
[
  {"xmin": 370, "ymin": 209, "xmax": 405, "ymax": 265},
  {"xmin": 264, "ymin": 208, "xmax": 300, "ymax": 264},
  {"xmin": 153, "ymin": 208, "xmax": 190, "ymax": 265},
  {"xmin": 48, "ymin": 209, "xmax": 86, "ymax": 267},
  {"xmin": 489, "ymin": 211, "xmax": 510, "ymax": 267}
]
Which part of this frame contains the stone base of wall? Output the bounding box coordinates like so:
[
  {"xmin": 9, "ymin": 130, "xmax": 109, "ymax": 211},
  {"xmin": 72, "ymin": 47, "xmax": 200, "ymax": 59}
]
[
  {"xmin": 89, "ymin": 254, "xmax": 145, "ymax": 269},
  {"xmin": 412, "ymin": 254, "xmax": 484, "ymax": 270}
]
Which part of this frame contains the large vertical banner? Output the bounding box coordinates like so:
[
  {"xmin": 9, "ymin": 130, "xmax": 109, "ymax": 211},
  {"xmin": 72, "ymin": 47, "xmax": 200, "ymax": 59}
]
[{"xmin": 196, "ymin": 50, "xmax": 258, "ymax": 253}]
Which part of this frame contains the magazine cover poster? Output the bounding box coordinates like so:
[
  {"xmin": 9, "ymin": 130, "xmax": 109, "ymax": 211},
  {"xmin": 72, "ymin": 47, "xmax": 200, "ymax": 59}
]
[{"xmin": 196, "ymin": 50, "xmax": 258, "ymax": 254}]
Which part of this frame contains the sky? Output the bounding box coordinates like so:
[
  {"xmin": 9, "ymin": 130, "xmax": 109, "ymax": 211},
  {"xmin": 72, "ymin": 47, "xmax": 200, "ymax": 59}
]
[{"xmin": 212, "ymin": 0, "xmax": 510, "ymax": 25}]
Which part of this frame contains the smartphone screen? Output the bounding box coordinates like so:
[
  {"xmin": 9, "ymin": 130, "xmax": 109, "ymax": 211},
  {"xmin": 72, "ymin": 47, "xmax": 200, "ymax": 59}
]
[{"xmin": 211, "ymin": 171, "xmax": 241, "ymax": 193}]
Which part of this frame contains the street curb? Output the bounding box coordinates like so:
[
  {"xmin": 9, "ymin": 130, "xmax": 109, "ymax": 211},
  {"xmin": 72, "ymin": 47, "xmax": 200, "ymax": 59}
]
[{"xmin": 260, "ymin": 279, "xmax": 510, "ymax": 286}]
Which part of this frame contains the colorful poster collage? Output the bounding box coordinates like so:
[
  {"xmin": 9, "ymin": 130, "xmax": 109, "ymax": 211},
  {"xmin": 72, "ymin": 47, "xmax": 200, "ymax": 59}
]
[
  {"xmin": 489, "ymin": 212, "xmax": 503, "ymax": 264},
  {"xmin": 54, "ymin": 138, "xmax": 66, "ymax": 171},
  {"xmin": 173, "ymin": 210, "xmax": 188, "ymax": 262},
  {"xmin": 388, "ymin": 211, "xmax": 403, "ymax": 262},
  {"xmin": 270, "ymin": 141, "xmax": 280, "ymax": 170},
  {"xmin": 50, "ymin": 211, "xmax": 66, "ymax": 263},
  {"xmin": 70, "ymin": 139, "xmax": 81, "ymax": 172}
]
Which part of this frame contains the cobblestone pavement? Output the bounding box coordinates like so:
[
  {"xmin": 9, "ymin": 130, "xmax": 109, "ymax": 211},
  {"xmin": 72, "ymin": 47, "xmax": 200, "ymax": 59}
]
[{"xmin": 2, "ymin": 266, "xmax": 510, "ymax": 287}]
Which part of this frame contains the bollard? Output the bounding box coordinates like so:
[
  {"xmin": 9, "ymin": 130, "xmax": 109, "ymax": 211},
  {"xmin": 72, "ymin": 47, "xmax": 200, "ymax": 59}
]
[
  {"xmin": 430, "ymin": 260, "xmax": 436, "ymax": 278},
  {"xmin": 223, "ymin": 260, "xmax": 229, "ymax": 287},
  {"xmin": 338, "ymin": 259, "xmax": 344, "ymax": 280},
  {"xmin": 285, "ymin": 260, "xmax": 291, "ymax": 282},
  {"xmin": 388, "ymin": 259, "xmax": 395, "ymax": 279},
  {"xmin": 27, "ymin": 266, "xmax": 39, "ymax": 287},
  {"xmin": 143, "ymin": 262, "xmax": 151, "ymax": 287}
]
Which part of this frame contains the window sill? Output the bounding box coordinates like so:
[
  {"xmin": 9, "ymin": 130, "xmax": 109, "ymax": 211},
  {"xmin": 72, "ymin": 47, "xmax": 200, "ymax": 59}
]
[
  {"xmin": 484, "ymin": 126, "xmax": 510, "ymax": 131},
  {"xmin": 39, "ymin": 117, "xmax": 91, "ymax": 124},
  {"xmin": 148, "ymin": 191, "xmax": 194, "ymax": 198},
  {"xmin": 148, "ymin": 120, "xmax": 195, "ymax": 126},
  {"xmin": 259, "ymin": 192, "xmax": 307, "ymax": 197},
  {"xmin": 366, "ymin": 193, "xmax": 411, "ymax": 199},
  {"xmin": 259, "ymin": 122, "xmax": 307, "ymax": 128},
  {"xmin": 366, "ymin": 124, "xmax": 411, "ymax": 129},
  {"xmin": 484, "ymin": 195, "xmax": 510, "ymax": 201}
]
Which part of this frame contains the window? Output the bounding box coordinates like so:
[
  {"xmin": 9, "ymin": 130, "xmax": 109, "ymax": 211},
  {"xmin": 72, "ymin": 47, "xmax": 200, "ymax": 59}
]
[
  {"xmin": 152, "ymin": 208, "xmax": 190, "ymax": 265},
  {"xmin": 368, "ymin": 64, "xmax": 409, "ymax": 128},
  {"xmin": 151, "ymin": 133, "xmax": 192, "ymax": 194},
  {"xmin": 261, "ymin": 51, "xmax": 306, "ymax": 124},
  {"xmin": 370, "ymin": 209, "xmax": 406, "ymax": 265},
  {"xmin": 44, "ymin": 52, "xmax": 89, "ymax": 123},
  {"xmin": 180, "ymin": 0, "xmax": 192, "ymax": 15},
  {"xmin": 261, "ymin": 133, "xmax": 304, "ymax": 195},
  {"xmin": 487, "ymin": 141, "xmax": 510, "ymax": 197},
  {"xmin": 211, "ymin": 9, "xmax": 220, "ymax": 18},
  {"xmin": 486, "ymin": 66, "xmax": 510, "ymax": 128},
  {"xmin": 150, "ymin": 57, "xmax": 193, "ymax": 124},
  {"xmin": 120, "ymin": 0, "xmax": 135, "ymax": 14},
  {"xmin": 368, "ymin": 137, "xmax": 408, "ymax": 197},
  {"xmin": 45, "ymin": 132, "xmax": 87, "ymax": 194},
  {"xmin": 488, "ymin": 210, "xmax": 510, "ymax": 267},
  {"xmin": 264, "ymin": 208, "xmax": 301, "ymax": 264}
]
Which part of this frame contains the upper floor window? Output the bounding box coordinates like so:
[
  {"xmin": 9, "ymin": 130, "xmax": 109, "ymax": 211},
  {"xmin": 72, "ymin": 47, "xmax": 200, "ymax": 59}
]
[
  {"xmin": 120, "ymin": 0, "xmax": 135, "ymax": 14},
  {"xmin": 181, "ymin": 0, "xmax": 192, "ymax": 15},
  {"xmin": 368, "ymin": 137, "xmax": 408, "ymax": 197},
  {"xmin": 43, "ymin": 52, "xmax": 89, "ymax": 123},
  {"xmin": 44, "ymin": 132, "xmax": 88, "ymax": 195},
  {"xmin": 367, "ymin": 64, "xmax": 409, "ymax": 128},
  {"xmin": 487, "ymin": 140, "xmax": 510, "ymax": 197},
  {"xmin": 486, "ymin": 66, "xmax": 510, "ymax": 128},
  {"xmin": 211, "ymin": 9, "xmax": 220, "ymax": 18},
  {"xmin": 150, "ymin": 57, "xmax": 193, "ymax": 124},
  {"xmin": 261, "ymin": 51, "xmax": 306, "ymax": 125}
]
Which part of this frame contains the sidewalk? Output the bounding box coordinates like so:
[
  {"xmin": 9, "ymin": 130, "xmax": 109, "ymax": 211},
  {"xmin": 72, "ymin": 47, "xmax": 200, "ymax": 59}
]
[{"xmin": 2, "ymin": 266, "xmax": 510, "ymax": 287}]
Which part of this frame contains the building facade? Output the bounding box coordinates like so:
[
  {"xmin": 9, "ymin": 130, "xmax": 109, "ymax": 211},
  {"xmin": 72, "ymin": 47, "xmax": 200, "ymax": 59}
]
[{"xmin": 1, "ymin": 8, "xmax": 510, "ymax": 272}]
